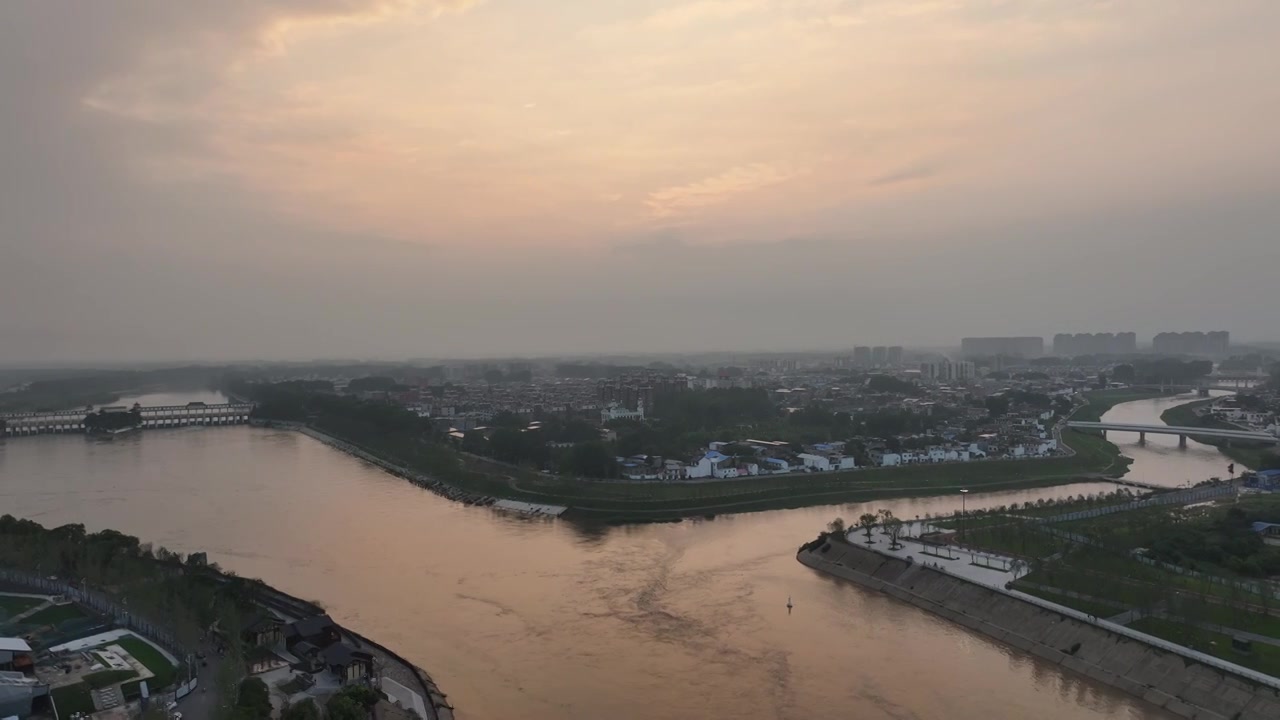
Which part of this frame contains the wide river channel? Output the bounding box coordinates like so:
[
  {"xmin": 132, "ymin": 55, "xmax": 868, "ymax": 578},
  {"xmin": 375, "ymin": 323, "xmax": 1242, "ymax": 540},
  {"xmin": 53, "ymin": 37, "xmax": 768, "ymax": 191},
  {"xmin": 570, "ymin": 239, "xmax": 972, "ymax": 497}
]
[{"xmin": 0, "ymin": 391, "xmax": 1235, "ymax": 719}]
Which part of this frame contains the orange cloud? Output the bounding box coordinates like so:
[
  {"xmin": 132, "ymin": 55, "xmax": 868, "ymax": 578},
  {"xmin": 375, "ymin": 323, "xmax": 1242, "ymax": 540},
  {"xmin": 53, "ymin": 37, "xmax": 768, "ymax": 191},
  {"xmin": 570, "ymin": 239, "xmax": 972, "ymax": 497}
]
[{"xmin": 646, "ymin": 164, "xmax": 803, "ymax": 219}]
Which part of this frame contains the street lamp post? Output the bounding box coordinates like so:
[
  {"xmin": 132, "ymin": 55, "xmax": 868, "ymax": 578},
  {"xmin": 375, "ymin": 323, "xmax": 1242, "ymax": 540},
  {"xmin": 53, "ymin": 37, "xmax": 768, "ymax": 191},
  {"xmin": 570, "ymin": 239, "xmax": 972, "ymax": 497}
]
[{"xmin": 960, "ymin": 489, "xmax": 969, "ymax": 542}]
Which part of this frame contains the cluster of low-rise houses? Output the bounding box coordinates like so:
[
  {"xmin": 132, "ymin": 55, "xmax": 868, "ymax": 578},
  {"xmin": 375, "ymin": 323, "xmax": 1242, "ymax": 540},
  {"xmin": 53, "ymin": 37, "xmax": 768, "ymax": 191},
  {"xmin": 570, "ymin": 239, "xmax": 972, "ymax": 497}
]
[
  {"xmin": 615, "ymin": 421, "xmax": 1064, "ymax": 481},
  {"xmin": 291, "ymin": 354, "xmax": 1279, "ymax": 482},
  {"xmin": 1206, "ymin": 390, "xmax": 1280, "ymax": 437}
]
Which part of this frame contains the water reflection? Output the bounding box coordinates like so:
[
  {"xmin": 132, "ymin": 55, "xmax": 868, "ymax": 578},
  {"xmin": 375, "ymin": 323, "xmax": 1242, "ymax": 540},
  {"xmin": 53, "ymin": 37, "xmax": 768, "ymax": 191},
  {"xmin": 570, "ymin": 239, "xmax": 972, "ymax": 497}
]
[
  {"xmin": 1100, "ymin": 391, "xmax": 1236, "ymax": 487},
  {"xmin": 0, "ymin": 400, "xmax": 1172, "ymax": 720}
]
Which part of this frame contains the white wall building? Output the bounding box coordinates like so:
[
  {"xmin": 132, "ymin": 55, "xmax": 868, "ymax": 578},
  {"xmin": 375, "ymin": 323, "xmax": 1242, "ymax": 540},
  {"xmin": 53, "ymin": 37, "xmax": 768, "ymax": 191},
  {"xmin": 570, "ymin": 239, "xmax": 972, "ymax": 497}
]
[
  {"xmin": 919, "ymin": 360, "xmax": 976, "ymax": 382},
  {"xmin": 601, "ymin": 402, "xmax": 645, "ymax": 423}
]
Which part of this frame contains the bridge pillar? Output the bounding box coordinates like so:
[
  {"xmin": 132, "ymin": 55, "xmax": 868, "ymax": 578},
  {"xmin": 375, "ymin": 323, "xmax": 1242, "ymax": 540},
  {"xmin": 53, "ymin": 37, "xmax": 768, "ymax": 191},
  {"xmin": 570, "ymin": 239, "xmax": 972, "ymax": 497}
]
[
  {"xmin": 1138, "ymin": 432, "xmax": 1146, "ymax": 445},
  {"xmin": 1178, "ymin": 434, "xmax": 1188, "ymax": 449}
]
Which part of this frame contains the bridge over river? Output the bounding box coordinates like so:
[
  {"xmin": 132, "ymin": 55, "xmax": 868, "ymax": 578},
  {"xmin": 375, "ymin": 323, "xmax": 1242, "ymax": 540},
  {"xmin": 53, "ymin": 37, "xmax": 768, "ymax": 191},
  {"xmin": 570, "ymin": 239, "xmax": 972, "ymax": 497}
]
[
  {"xmin": 1066, "ymin": 420, "xmax": 1280, "ymax": 448},
  {"xmin": 1, "ymin": 402, "xmax": 253, "ymax": 436}
]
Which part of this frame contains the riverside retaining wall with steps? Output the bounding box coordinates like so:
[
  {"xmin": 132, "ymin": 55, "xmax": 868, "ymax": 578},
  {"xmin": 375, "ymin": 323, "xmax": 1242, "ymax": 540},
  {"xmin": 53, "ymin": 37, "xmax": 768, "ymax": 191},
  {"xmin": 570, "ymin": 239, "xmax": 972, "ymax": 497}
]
[{"xmin": 798, "ymin": 540, "xmax": 1280, "ymax": 720}]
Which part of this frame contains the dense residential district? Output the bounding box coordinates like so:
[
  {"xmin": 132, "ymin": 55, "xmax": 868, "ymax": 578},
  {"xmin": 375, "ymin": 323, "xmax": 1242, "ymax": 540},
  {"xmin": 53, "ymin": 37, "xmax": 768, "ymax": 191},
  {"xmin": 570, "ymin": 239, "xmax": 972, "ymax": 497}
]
[{"xmin": 237, "ymin": 333, "xmax": 1280, "ymax": 483}]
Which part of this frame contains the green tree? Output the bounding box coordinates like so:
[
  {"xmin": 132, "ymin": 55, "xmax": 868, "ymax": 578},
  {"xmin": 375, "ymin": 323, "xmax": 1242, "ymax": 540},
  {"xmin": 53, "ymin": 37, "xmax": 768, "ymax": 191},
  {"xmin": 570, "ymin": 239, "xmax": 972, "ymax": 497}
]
[
  {"xmin": 346, "ymin": 376, "xmax": 400, "ymax": 393},
  {"xmin": 720, "ymin": 443, "xmax": 758, "ymax": 459},
  {"xmin": 283, "ymin": 700, "xmax": 321, "ymax": 720},
  {"xmin": 858, "ymin": 513, "xmax": 879, "ymax": 543},
  {"xmin": 826, "ymin": 517, "xmax": 846, "ymax": 535},
  {"xmin": 1258, "ymin": 451, "xmax": 1280, "ymax": 471},
  {"xmin": 1112, "ymin": 364, "xmax": 1135, "ymax": 383},
  {"xmin": 325, "ymin": 694, "xmax": 365, "ymax": 720},
  {"xmin": 489, "ymin": 411, "xmax": 524, "ymax": 428},
  {"xmin": 866, "ymin": 375, "xmax": 921, "ymax": 396},
  {"xmin": 488, "ymin": 428, "xmax": 528, "ymax": 463},
  {"xmin": 984, "ymin": 396, "xmax": 1009, "ymax": 418},
  {"xmin": 883, "ymin": 514, "xmax": 906, "ymax": 550},
  {"xmin": 236, "ymin": 677, "xmax": 272, "ymax": 720},
  {"xmin": 335, "ymin": 685, "xmax": 380, "ymax": 708},
  {"xmin": 566, "ymin": 442, "xmax": 617, "ymax": 478},
  {"xmin": 460, "ymin": 430, "xmax": 488, "ymax": 455}
]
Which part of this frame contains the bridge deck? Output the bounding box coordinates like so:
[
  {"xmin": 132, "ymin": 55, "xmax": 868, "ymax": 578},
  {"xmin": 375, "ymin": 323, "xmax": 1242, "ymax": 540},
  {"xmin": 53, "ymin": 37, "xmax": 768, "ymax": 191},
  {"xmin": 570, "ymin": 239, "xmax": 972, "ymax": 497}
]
[
  {"xmin": 1067, "ymin": 421, "xmax": 1278, "ymax": 443},
  {"xmin": 3, "ymin": 403, "xmax": 254, "ymax": 435}
]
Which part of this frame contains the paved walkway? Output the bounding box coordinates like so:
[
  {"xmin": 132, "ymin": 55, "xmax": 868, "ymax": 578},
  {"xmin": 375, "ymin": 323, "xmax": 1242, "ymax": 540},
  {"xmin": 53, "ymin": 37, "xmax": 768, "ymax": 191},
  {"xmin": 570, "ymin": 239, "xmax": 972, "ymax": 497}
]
[
  {"xmin": 48, "ymin": 628, "xmax": 180, "ymax": 664},
  {"xmin": 860, "ymin": 522, "xmax": 1280, "ymax": 655},
  {"xmin": 846, "ymin": 521, "xmax": 1029, "ymax": 588},
  {"xmin": 6, "ymin": 599, "xmax": 53, "ymax": 623},
  {"xmin": 1195, "ymin": 623, "xmax": 1280, "ymax": 649},
  {"xmin": 1106, "ymin": 609, "xmax": 1142, "ymax": 625},
  {"xmin": 831, "ymin": 532, "xmax": 1280, "ymax": 691},
  {"xmin": 172, "ymin": 642, "xmax": 227, "ymax": 720}
]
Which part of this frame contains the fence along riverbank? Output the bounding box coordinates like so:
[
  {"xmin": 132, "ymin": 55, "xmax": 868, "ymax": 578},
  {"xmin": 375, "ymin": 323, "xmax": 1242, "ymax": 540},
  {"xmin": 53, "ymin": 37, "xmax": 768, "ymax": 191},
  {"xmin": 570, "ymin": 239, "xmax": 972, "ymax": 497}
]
[{"xmin": 797, "ymin": 539, "xmax": 1280, "ymax": 720}]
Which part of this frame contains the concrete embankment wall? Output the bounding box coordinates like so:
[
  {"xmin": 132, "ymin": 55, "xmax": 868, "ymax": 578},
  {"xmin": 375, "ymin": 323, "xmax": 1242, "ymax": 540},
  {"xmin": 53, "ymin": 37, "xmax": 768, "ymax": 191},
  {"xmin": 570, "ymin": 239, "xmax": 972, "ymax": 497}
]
[{"xmin": 799, "ymin": 542, "xmax": 1280, "ymax": 720}]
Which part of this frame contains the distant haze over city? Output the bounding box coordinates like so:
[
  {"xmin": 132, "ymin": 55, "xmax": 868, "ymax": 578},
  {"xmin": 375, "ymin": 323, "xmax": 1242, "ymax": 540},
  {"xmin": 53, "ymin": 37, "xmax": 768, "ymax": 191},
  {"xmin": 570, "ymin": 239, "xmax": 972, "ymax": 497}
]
[{"xmin": 2, "ymin": 2, "xmax": 1279, "ymax": 364}]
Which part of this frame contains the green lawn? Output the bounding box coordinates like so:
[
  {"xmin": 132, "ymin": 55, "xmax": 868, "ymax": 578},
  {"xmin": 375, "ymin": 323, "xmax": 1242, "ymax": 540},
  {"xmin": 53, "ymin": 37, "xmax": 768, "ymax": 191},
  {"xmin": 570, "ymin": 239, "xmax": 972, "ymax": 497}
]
[
  {"xmin": 50, "ymin": 683, "xmax": 96, "ymax": 716},
  {"xmin": 1197, "ymin": 603, "xmax": 1280, "ymax": 640},
  {"xmin": 0, "ymin": 594, "xmax": 44, "ymax": 616},
  {"xmin": 22, "ymin": 603, "xmax": 88, "ymax": 625},
  {"xmin": 960, "ymin": 523, "xmax": 1065, "ymax": 559},
  {"xmin": 1129, "ymin": 617, "xmax": 1280, "ymax": 678},
  {"xmin": 112, "ymin": 636, "xmax": 179, "ymax": 696},
  {"xmin": 1012, "ymin": 584, "xmax": 1128, "ymax": 618}
]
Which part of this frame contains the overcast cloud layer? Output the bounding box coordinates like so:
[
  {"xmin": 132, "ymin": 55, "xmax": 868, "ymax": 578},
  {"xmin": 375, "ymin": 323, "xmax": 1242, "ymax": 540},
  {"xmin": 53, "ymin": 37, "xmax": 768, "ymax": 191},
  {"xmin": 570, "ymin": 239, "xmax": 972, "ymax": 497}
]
[{"xmin": 2, "ymin": 0, "xmax": 1278, "ymax": 364}]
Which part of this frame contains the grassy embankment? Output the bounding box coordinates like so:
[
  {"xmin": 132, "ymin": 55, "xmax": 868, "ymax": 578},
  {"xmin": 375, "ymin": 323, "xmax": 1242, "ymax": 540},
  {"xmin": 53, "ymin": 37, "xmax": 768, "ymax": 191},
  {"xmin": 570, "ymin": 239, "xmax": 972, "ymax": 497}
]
[
  {"xmin": 949, "ymin": 492, "xmax": 1280, "ymax": 679},
  {"xmin": 347, "ymin": 388, "xmax": 1171, "ymax": 521},
  {"xmin": 1129, "ymin": 617, "xmax": 1280, "ymax": 678},
  {"xmin": 1160, "ymin": 399, "xmax": 1272, "ymax": 471}
]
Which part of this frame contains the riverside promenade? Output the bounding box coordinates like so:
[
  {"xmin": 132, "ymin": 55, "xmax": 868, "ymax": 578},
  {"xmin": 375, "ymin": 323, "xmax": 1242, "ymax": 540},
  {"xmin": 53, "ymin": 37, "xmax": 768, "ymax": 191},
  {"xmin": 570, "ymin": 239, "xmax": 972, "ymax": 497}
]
[
  {"xmin": 799, "ymin": 538, "xmax": 1280, "ymax": 719},
  {"xmin": 833, "ymin": 524, "xmax": 1280, "ymax": 695}
]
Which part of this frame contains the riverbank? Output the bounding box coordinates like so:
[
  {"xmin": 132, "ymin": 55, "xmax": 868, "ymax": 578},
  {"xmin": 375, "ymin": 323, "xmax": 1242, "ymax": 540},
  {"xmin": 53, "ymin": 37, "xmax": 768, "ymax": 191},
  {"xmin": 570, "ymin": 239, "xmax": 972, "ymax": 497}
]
[
  {"xmin": 283, "ymin": 420, "xmax": 1127, "ymax": 522},
  {"xmin": 260, "ymin": 421, "xmax": 500, "ymax": 508},
  {"xmin": 0, "ymin": 517, "xmax": 454, "ymax": 720},
  {"xmin": 248, "ymin": 573, "xmax": 454, "ymax": 720},
  {"xmin": 1159, "ymin": 399, "xmax": 1272, "ymax": 470},
  {"xmin": 252, "ymin": 390, "xmax": 1163, "ymax": 523},
  {"xmin": 797, "ymin": 538, "xmax": 1280, "ymax": 720},
  {"xmin": 0, "ymin": 417, "xmax": 1182, "ymax": 720},
  {"xmin": 1071, "ymin": 388, "xmax": 1181, "ymax": 423}
]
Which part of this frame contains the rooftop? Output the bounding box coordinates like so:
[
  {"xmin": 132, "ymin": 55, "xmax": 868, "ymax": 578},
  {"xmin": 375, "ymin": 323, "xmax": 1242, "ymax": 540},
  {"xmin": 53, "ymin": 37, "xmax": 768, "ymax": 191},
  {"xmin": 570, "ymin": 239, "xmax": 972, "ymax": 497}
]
[{"xmin": 0, "ymin": 639, "xmax": 31, "ymax": 654}]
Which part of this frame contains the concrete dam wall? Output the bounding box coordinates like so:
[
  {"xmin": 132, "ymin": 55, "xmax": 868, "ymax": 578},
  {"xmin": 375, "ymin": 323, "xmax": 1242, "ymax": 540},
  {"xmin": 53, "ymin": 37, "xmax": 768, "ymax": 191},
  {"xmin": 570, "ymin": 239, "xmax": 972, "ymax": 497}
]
[{"xmin": 798, "ymin": 540, "xmax": 1280, "ymax": 720}]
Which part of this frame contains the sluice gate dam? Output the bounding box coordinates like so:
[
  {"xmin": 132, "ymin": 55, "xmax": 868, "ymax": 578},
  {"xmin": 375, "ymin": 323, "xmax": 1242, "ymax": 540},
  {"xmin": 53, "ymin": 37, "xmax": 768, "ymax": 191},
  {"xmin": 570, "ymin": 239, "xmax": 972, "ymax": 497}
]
[{"xmin": 1, "ymin": 402, "xmax": 253, "ymax": 436}]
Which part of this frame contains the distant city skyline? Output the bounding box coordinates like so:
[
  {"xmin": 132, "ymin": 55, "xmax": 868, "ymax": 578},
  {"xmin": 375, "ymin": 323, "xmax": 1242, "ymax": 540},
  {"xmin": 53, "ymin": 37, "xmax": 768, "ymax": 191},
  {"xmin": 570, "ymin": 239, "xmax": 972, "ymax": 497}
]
[{"xmin": 2, "ymin": 2, "xmax": 1278, "ymax": 364}]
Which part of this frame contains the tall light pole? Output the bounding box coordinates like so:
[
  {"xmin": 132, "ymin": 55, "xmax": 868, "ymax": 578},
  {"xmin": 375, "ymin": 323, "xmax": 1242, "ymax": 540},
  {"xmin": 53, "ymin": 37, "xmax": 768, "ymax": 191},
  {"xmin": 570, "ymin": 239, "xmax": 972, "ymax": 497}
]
[{"xmin": 960, "ymin": 489, "xmax": 969, "ymax": 542}]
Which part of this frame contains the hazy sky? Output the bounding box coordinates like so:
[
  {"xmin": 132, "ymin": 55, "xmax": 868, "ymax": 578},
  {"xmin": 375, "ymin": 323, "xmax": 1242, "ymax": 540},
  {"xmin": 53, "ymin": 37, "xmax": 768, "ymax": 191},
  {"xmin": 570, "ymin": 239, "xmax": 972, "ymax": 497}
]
[{"xmin": 3, "ymin": 1, "xmax": 1278, "ymax": 363}]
